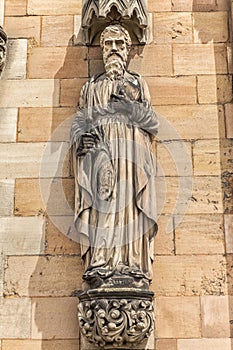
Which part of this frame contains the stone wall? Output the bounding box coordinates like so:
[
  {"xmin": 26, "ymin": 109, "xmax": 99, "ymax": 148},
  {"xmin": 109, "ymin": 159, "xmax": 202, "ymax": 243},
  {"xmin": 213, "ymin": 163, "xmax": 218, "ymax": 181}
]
[{"xmin": 0, "ymin": 0, "xmax": 232, "ymax": 349}]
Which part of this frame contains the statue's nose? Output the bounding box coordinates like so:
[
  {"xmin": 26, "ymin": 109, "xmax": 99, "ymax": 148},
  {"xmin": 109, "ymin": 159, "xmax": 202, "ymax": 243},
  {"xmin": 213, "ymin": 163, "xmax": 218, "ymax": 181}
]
[{"xmin": 111, "ymin": 41, "xmax": 117, "ymax": 51}]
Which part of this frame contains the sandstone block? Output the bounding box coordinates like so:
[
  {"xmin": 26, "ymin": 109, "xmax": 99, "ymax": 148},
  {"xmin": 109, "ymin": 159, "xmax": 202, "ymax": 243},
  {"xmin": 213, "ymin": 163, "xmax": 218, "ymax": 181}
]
[
  {"xmin": 0, "ymin": 108, "xmax": 17, "ymax": 142},
  {"xmin": 156, "ymin": 339, "xmax": 177, "ymax": 350},
  {"xmin": 156, "ymin": 176, "xmax": 223, "ymax": 216},
  {"xmin": 156, "ymin": 297, "xmax": 201, "ymax": 338},
  {"xmin": 45, "ymin": 216, "xmax": 81, "ymax": 255},
  {"xmin": 225, "ymin": 104, "xmax": 233, "ymax": 139},
  {"xmin": 28, "ymin": 47, "xmax": 88, "ymax": 79},
  {"xmin": 0, "ymin": 0, "xmax": 4, "ymax": 25},
  {"xmin": 146, "ymin": 76, "xmax": 197, "ymax": 105},
  {"xmin": 193, "ymin": 12, "xmax": 229, "ymax": 43},
  {"xmin": 154, "ymin": 13, "xmax": 192, "ymax": 44},
  {"xmin": 173, "ymin": 44, "xmax": 227, "ymax": 75},
  {"xmin": 2, "ymin": 340, "xmax": 80, "ymax": 350},
  {"xmin": 41, "ymin": 16, "xmax": 74, "ymax": 47},
  {"xmin": 0, "ymin": 253, "xmax": 4, "ymax": 296},
  {"xmin": 128, "ymin": 45, "xmax": 173, "ymax": 76},
  {"xmin": 154, "ymin": 215, "xmax": 175, "ymax": 255},
  {"xmin": 1, "ymin": 39, "xmax": 27, "ymax": 80},
  {"xmin": 4, "ymin": 16, "xmax": 41, "ymax": 43},
  {"xmin": 224, "ymin": 215, "xmax": 233, "ymax": 253},
  {"xmin": 0, "ymin": 142, "xmax": 69, "ymax": 178},
  {"xmin": 28, "ymin": 0, "xmax": 82, "ymax": 15},
  {"xmin": 31, "ymin": 297, "xmax": 79, "ymax": 339},
  {"xmin": 4, "ymin": 255, "xmax": 83, "ymax": 297},
  {"xmin": 0, "ymin": 80, "xmax": 59, "ymax": 108},
  {"xmin": 60, "ymin": 78, "xmax": 86, "ymax": 107},
  {"xmin": 152, "ymin": 255, "xmax": 227, "ymax": 296},
  {"xmin": 0, "ymin": 180, "xmax": 14, "ymax": 216},
  {"xmin": 157, "ymin": 141, "xmax": 192, "ymax": 177},
  {"xmin": 5, "ymin": 0, "xmax": 27, "ymax": 16},
  {"xmin": 15, "ymin": 178, "xmax": 74, "ymax": 216},
  {"xmin": 148, "ymin": 0, "xmax": 171, "ymax": 12},
  {"xmin": 156, "ymin": 105, "xmax": 222, "ymax": 140},
  {"xmin": 198, "ymin": 75, "xmax": 232, "ymax": 104},
  {"xmin": 18, "ymin": 107, "xmax": 75, "ymax": 142},
  {"xmin": 193, "ymin": 139, "xmax": 221, "ymax": 176},
  {"xmin": 172, "ymin": 0, "xmax": 229, "ymax": 11},
  {"xmin": 201, "ymin": 296, "xmax": 230, "ymax": 337},
  {"xmin": 227, "ymin": 44, "xmax": 233, "ymax": 74},
  {"xmin": 0, "ymin": 298, "xmax": 31, "ymax": 338},
  {"xmin": 0, "ymin": 217, "xmax": 45, "ymax": 255},
  {"xmin": 177, "ymin": 338, "xmax": 231, "ymax": 350},
  {"xmin": 175, "ymin": 214, "xmax": 225, "ymax": 255}
]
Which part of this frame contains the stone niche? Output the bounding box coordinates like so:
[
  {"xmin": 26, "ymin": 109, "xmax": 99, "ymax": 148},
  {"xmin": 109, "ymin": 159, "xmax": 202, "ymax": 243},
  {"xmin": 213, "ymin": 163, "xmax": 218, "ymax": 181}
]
[{"xmin": 82, "ymin": 0, "xmax": 149, "ymax": 45}]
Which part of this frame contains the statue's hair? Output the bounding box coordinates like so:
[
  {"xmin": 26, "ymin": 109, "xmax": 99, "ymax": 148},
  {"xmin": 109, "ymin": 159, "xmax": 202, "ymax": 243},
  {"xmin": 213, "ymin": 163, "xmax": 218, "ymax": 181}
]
[
  {"xmin": 0, "ymin": 26, "xmax": 7, "ymax": 43},
  {"xmin": 100, "ymin": 24, "xmax": 131, "ymax": 49}
]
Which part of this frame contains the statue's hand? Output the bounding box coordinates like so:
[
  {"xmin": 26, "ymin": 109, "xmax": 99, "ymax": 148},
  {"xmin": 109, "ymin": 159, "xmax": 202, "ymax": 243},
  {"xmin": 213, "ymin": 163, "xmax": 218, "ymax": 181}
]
[
  {"xmin": 76, "ymin": 133, "xmax": 96, "ymax": 156},
  {"xmin": 110, "ymin": 94, "xmax": 133, "ymax": 114}
]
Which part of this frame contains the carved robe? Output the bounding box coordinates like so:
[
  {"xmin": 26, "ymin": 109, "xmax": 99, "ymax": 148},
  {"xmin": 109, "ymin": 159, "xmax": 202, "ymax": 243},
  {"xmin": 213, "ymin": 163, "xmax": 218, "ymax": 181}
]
[{"xmin": 71, "ymin": 70, "xmax": 158, "ymax": 284}]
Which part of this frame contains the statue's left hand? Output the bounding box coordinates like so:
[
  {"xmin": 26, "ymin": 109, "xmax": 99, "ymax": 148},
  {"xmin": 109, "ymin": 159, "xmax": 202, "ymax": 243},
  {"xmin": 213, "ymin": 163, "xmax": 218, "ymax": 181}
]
[
  {"xmin": 110, "ymin": 94, "xmax": 133, "ymax": 114},
  {"xmin": 76, "ymin": 133, "xmax": 96, "ymax": 156}
]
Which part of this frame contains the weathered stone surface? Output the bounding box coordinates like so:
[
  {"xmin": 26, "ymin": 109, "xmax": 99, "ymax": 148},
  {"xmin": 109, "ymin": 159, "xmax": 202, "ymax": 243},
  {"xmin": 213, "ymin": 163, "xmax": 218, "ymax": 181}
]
[
  {"xmin": 45, "ymin": 216, "xmax": 81, "ymax": 255},
  {"xmin": 60, "ymin": 78, "xmax": 87, "ymax": 107},
  {"xmin": 193, "ymin": 12, "xmax": 228, "ymax": 43},
  {"xmin": 154, "ymin": 13, "xmax": 192, "ymax": 43},
  {"xmin": 154, "ymin": 215, "xmax": 175, "ymax": 255},
  {"xmin": 0, "ymin": 298, "xmax": 31, "ymax": 338},
  {"xmin": 28, "ymin": 47, "xmax": 88, "ymax": 79},
  {"xmin": 175, "ymin": 214, "xmax": 225, "ymax": 255},
  {"xmin": 156, "ymin": 297, "xmax": 201, "ymax": 338},
  {"xmin": 198, "ymin": 75, "xmax": 232, "ymax": 104},
  {"xmin": 4, "ymin": 255, "xmax": 83, "ymax": 297},
  {"xmin": 156, "ymin": 176, "xmax": 223, "ymax": 215},
  {"xmin": 152, "ymin": 255, "xmax": 227, "ymax": 296},
  {"xmin": 156, "ymin": 339, "xmax": 177, "ymax": 350},
  {"xmin": 177, "ymin": 339, "xmax": 231, "ymax": 350},
  {"xmin": 128, "ymin": 45, "xmax": 172, "ymax": 76},
  {"xmin": 15, "ymin": 178, "xmax": 74, "ymax": 216},
  {"xmin": 28, "ymin": 0, "xmax": 82, "ymax": 15},
  {"xmin": 0, "ymin": 253, "xmax": 4, "ymax": 296},
  {"xmin": 224, "ymin": 215, "xmax": 233, "ymax": 253},
  {"xmin": 193, "ymin": 140, "xmax": 221, "ymax": 176},
  {"xmin": 0, "ymin": 80, "xmax": 59, "ymax": 108},
  {"xmin": 4, "ymin": 16, "xmax": 40, "ymax": 43},
  {"xmin": 18, "ymin": 107, "xmax": 75, "ymax": 142},
  {"xmin": 148, "ymin": 0, "xmax": 171, "ymax": 12},
  {"xmin": 0, "ymin": 108, "xmax": 17, "ymax": 142},
  {"xmin": 157, "ymin": 141, "xmax": 192, "ymax": 177},
  {"xmin": 31, "ymin": 297, "xmax": 79, "ymax": 339},
  {"xmin": 146, "ymin": 76, "xmax": 197, "ymax": 105},
  {"xmin": 0, "ymin": 142, "xmax": 69, "ymax": 178},
  {"xmin": 201, "ymin": 296, "xmax": 230, "ymax": 338},
  {"xmin": 172, "ymin": 0, "xmax": 229, "ymax": 11},
  {"xmin": 41, "ymin": 16, "xmax": 74, "ymax": 47},
  {"xmin": 225, "ymin": 103, "xmax": 233, "ymax": 139},
  {"xmin": 156, "ymin": 105, "xmax": 222, "ymax": 140},
  {"xmin": 5, "ymin": 0, "xmax": 27, "ymax": 16},
  {"xmin": 1, "ymin": 39, "xmax": 27, "ymax": 80},
  {"xmin": 0, "ymin": 180, "xmax": 14, "ymax": 216},
  {"xmin": 173, "ymin": 44, "xmax": 227, "ymax": 75},
  {"xmin": 0, "ymin": 217, "xmax": 45, "ymax": 255},
  {"xmin": 2, "ymin": 340, "xmax": 80, "ymax": 350}
]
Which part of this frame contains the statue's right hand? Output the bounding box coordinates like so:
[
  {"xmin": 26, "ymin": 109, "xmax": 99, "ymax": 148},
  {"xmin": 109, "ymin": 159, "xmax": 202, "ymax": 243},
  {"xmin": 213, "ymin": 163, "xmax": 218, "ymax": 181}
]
[{"xmin": 76, "ymin": 133, "xmax": 96, "ymax": 156}]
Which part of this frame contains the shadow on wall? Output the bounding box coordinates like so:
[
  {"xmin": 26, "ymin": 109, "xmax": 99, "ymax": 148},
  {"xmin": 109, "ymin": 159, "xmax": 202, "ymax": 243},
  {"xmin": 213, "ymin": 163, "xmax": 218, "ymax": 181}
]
[{"xmin": 192, "ymin": 0, "xmax": 233, "ymax": 349}]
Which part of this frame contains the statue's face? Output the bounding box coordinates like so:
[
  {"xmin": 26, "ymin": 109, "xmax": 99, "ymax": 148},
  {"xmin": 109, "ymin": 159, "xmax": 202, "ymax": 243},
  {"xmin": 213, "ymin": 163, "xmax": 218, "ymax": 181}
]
[{"xmin": 102, "ymin": 31, "xmax": 128, "ymax": 68}]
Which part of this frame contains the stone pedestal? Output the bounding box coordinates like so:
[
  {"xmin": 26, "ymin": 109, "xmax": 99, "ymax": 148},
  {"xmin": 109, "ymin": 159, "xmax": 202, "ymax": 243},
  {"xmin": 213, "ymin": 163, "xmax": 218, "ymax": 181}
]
[{"xmin": 78, "ymin": 288, "xmax": 154, "ymax": 350}]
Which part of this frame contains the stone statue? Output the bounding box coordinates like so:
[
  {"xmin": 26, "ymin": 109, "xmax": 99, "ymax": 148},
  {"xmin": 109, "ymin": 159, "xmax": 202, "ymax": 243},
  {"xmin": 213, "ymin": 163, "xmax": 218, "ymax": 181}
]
[
  {"xmin": 71, "ymin": 24, "xmax": 158, "ymax": 291},
  {"xmin": 0, "ymin": 26, "xmax": 7, "ymax": 75}
]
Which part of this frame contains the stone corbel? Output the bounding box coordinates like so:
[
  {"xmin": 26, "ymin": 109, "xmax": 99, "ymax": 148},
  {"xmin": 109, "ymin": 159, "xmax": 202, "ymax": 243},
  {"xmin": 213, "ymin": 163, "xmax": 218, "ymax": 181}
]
[
  {"xmin": 0, "ymin": 26, "xmax": 7, "ymax": 75},
  {"xmin": 82, "ymin": 0, "xmax": 149, "ymax": 45}
]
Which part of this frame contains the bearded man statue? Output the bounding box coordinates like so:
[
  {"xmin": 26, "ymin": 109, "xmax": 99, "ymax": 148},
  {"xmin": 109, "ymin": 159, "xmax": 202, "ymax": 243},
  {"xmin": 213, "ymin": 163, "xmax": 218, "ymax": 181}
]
[{"xmin": 71, "ymin": 24, "xmax": 158, "ymax": 291}]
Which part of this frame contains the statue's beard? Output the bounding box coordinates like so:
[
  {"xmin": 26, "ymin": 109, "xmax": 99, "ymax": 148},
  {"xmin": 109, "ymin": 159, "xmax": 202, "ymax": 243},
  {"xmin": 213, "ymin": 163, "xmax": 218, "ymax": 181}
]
[{"xmin": 104, "ymin": 53, "xmax": 126, "ymax": 79}]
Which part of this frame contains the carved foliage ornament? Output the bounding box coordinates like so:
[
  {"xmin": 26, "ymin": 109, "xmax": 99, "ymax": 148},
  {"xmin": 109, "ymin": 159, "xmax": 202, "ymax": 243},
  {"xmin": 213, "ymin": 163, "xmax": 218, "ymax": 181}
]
[
  {"xmin": 0, "ymin": 26, "xmax": 7, "ymax": 74},
  {"xmin": 78, "ymin": 294, "xmax": 154, "ymax": 349},
  {"xmin": 82, "ymin": 0, "xmax": 148, "ymax": 44}
]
